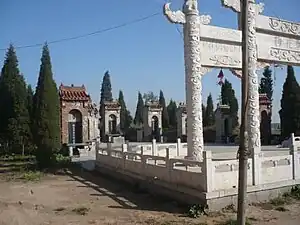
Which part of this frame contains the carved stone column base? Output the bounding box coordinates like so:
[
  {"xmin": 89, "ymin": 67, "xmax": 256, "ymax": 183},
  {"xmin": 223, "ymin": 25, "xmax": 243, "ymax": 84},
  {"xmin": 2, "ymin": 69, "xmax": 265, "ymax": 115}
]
[{"xmin": 184, "ymin": 155, "xmax": 202, "ymax": 166}]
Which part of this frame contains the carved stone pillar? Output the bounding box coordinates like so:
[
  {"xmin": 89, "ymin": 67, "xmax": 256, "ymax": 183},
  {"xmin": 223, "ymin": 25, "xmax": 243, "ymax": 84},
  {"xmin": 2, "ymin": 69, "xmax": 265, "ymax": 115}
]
[
  {"xmin": 247, "ymin": 1, "xmax": 261, "ymax": 155},
  {"xmin": 224, "ymin": 0, "xmax": 264, "ymax": 156},
  {"xmin": 164, "ymin": 0, "xmax": 204, "ymax": 161},
  {"xmin": 183, "ymin": 1, "xmax": 204, "ymax": 161}
]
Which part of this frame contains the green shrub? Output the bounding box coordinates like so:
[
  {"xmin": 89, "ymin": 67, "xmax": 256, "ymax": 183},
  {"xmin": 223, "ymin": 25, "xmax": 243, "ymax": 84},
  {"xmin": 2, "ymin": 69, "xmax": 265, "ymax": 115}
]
[
  {"xmin": 187, "ymin": 204, "xmax": 208, "ymax": 218},
  {"xmin": 53, "ymin": 153, "xmax": 71, "ymax": 168}
]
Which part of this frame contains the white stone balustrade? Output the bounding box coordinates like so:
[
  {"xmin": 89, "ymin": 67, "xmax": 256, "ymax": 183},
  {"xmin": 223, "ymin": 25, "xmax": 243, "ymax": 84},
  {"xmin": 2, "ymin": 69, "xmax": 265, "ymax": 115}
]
[{"xmin": 96, "ymin": 133, "xmax": 300, "ymax": 193}]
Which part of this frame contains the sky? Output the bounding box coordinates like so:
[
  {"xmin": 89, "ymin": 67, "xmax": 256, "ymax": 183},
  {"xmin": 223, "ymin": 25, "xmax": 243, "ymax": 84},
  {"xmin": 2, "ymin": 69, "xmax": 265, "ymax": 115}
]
[{"xmin": 0, "ymin": 0, "xmax": 300, "ymax": 123}]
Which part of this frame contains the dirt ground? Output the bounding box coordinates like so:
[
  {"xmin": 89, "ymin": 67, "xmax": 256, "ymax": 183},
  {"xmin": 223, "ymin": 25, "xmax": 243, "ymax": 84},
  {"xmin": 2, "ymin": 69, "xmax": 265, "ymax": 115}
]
[{"xmin": 0, "ymin": 169, "xmax": 299, "ymax": 225}]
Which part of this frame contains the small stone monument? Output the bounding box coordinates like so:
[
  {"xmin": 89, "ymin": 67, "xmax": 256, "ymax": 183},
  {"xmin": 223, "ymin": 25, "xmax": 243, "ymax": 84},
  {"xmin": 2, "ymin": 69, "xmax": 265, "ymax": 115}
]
[
  {"xmin": 143, "ymin": 101, "xmax": 163, "ymax": 141},
  {"xmin": 103, "ymin": 100, "xmax": 124, "ymax": 143},
  {"xmin": 215, "ymin": 104, "xmax": 232, "ymax": 143},
  {"xmin": 87, "ymin": 103, "xmax": 100, "ymax": 141}
]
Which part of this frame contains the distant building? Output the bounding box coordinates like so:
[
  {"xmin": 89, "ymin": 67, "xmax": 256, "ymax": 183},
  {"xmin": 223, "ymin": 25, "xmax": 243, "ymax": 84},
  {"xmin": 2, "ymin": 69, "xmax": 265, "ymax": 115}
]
[{"xmin": 59, "ymin": 84, "xmax": 99, "ymax": 144}]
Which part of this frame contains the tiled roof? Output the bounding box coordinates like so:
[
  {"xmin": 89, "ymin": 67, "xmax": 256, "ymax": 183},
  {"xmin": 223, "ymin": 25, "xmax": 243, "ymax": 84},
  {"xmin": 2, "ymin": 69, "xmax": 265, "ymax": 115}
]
[{"xmin": 59, "ymin": 84, "xmax": 91, "ymax": 101}]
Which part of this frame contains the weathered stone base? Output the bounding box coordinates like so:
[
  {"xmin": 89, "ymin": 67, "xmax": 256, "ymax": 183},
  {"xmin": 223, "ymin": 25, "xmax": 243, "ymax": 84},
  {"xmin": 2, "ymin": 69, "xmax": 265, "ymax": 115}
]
[{"xmin": 95, "ymin": 162, "xmax": 300, "ymax": 211}]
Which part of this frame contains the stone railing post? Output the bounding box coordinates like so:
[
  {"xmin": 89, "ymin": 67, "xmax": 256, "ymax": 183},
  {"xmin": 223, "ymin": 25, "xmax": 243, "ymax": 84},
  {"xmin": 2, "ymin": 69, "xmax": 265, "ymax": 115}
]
[
  {"xmin": 107, "ymin": 142, "xmax": 112, "ymax": 156},
  {"xmin": 69, "ymin": 146, "xmax": 73, "ymax": 157},
  {"xmin": 290, "ymin": 133, "xmax": 300, "ymax": 179},
  {"xmin": 152, "ymin": 139, "xmax": 157, "ymax": 156},
  {"xmin": 165, "ymin": 148, "xmax": 172, "ymax": 182},
  {"xmin": 176, "ymin": 138, "xmax": 181, "ymax": 157},
  {"xmin": 121, "ymin": 143, "xmax": 127, "ymax": 153},
  {"xmin": 141, "ymin": 146, "xmax": 146, "ymax": 174},
  {"xmin": 252, "ymin": 150, "xmax": 262, "ymax": 185},
  {"xmin": 203, "ymin": 151, "xmax": 213, "ymax": 192}
]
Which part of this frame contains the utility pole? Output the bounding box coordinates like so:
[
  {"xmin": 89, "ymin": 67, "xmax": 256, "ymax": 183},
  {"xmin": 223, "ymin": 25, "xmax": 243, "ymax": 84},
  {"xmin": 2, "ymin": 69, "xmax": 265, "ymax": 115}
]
[{"xmin": 237, "ymin": 0, "xmax": 250, "ymax": 224}]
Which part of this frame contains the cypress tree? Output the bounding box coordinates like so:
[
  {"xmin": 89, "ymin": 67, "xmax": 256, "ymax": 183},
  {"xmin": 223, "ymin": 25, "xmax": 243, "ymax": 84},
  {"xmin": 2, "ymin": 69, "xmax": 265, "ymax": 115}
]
[
  {"xmin": 0, "ymin": 45, "xmax": 31, "ymax": 154},
  {"xmin": 159, "ymin": 90, "xmax": 169, "ymax": 129},
  {"xmin": 99, "ymin": 71, "xmax": 113, "ymax": 104},
  {"xmin": 202, "ymin": 103, "xmax": 207, "ymax": 127},
  {"xmin": 27, "ymin": 85, "xmax": 34, "ymax": 120},
  {"xmin": 167, "ymin": 100, "xmax": 177, "ymax": 128},
  {"xmin": 259, "ymin": 66, "xmax": 273, "ymax": 144},
  {"xmin": 221, "ymin": 79, "xmax": 239, "ymax": 129},
  {"xmin": 99, "ymin": 71, "xmax": 113, "ymax": 139},
  {"xmin": 118, "ymin": 90, "xmax": 132, "ymax": 133},
  {"xmin": 27, "ymin": 84, "xmax": 34, "ymax": 149},
  {"xmin": 259, "ymin": 66, "xmax": 273, "ymax": 103},
  {"xmin": 34, "ymin": 44, "xmax": 61, "ymax": 166},
  {"xmin": 204, "ymin": 93, "xmax": 215, "ymax": 126},
  {"xmin": 280, "ymin": 65, "xmax": 300, "ymax": 138},
  {"xmin": 143, "ymin": 91, "xmax": 158, "ymax": 103},
  {"xmin": 134, "ymin": 92, "xmax": 144, "ymax": 125}
]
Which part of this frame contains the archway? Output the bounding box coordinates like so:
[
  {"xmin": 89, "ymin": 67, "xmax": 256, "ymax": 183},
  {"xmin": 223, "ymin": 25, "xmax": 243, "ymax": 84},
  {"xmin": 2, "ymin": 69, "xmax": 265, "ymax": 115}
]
[
  {"xmin": 108, "ymin": 114, "xmax": 117, "ymax": 134},
  {"xmin": 68, "ymin": 109, "xmax": 83, "ymax": 144}
]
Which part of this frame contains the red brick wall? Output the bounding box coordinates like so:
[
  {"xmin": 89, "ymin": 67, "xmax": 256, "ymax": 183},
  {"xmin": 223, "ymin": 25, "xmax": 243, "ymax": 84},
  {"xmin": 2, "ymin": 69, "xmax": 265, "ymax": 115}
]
[{"xmin": 60, "ymin": 100, "xmax": 90, "ymax": 144}]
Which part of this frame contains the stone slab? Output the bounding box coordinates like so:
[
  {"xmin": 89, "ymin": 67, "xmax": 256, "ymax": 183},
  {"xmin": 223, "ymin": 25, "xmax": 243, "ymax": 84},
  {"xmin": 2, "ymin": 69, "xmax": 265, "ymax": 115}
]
[
  {"xmin": 256, "ymin": 15, "xmax": 300, "ymax": 38},
  {"xmin": 199, "ymin": 22, "xmax": 300, "ymax": 68},
  {"xmin": 257, "ymin": 32, "xmax": 300, "ymax": 66}
]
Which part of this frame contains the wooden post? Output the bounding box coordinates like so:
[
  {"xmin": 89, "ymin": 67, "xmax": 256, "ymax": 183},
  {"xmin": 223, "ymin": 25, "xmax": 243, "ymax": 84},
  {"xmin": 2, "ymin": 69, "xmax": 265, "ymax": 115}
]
[{"xmin": 237, "ymin": 0, "xmax": 250, "ymax": 224}]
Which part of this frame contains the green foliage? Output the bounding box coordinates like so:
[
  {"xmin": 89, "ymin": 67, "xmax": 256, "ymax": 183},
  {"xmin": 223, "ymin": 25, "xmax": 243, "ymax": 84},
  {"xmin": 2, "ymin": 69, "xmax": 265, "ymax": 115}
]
[
  {"xmin": 27, "ymin": 84, "xmax": 35, "ymax": 148},
  {"xmin": 0, "ymin": 45, "xmax": 32, "ymax": 154},
  {"xmin": 134, "ymin": 92, "xmax": 144, "ymax": 125},
  {"xmin": 100, "ymin": 70, "xmax": 113, "ymax": 103},
  {"xmin": 143, "ymin": 91, "xmax": 158, "ymax": 103},
  {"xmin": 0, "ymin": 154, "xmax": 35, "ymax": 162},
  {"xmin": 118, "ymin": 90, "xmax": 132, "ymax": 133},
  {"xmin": 221, "ymin": 79, "xmax": 239, "ymax": 129},
  {"xmin": 204, "ymin": 93, "xmax": 215, "ymax": 127},
  {"xmin": 280, "ymin": 65, "xmax": 300, "ymax": 138},
  {"xmin": 202, "ymin": 104, "xmax": 206, "ymax": 126},
  {"xmin": 33, "ymin": 44, "xmax": 61, "ymax": 167},
  {"xmin": 259, "ymin": 66, "xmax": 273, "ymax": 102},
  {"xmin": 159, "ymin": 90, "xmax": 169, "ymax": 129},
  {"xmin": 72, "ymin": 206, "xmax": 90, "ymax": 215},
  {"xmin": 19, "ymin": 170, "xmax": 42, "ymax": 182},
  {"xmin": 167, "ymin": 100, "xmax": 177, "ymax": 128},
  {"xmin": 259, "ymin": 66, "xmax": 273, "ymax": 144},
  {"xmin": 99, "ymin": 71, "xmax": 113, "ymax": 139},
  {"xmin": 187, "ymin": 204, "xmax": 208, "ymax": 218},
  {"xmin": 290, "ymin": 185, "xmax": 300, "ymax": 200},
  {"xmin": 53, "ymin": 153, "xmax": 71, "ymax": 168}
]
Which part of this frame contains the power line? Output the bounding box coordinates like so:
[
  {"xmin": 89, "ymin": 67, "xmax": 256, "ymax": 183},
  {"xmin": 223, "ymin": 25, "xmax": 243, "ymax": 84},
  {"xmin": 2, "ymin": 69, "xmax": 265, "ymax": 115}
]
[{"xmin": 0, "ymin": 12, "xmax": 160, "ymax": 51}]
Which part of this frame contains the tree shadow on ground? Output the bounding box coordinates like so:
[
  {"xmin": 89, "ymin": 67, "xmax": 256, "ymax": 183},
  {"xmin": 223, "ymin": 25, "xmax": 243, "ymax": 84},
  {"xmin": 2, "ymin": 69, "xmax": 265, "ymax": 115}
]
[{"xmin": 65, "ymin": 163, "xmax": 188, "ymax": 214}]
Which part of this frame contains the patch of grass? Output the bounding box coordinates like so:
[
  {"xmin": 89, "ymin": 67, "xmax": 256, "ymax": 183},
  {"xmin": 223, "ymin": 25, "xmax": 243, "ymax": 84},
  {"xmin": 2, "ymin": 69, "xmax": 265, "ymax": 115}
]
[
  {"xmin": 19, "ymin": 171, "xmax": 43, "ymax": 182},
  {"xmin": 275, "ymin": 206, "xmax": 289, "ymax": 212},
  {"xmin": 0, "ymin": 154, "xmax": 36, "ymax": 162},
  {"xmin": 72, "ymin": 206, "xmax": 89, "ymax": 215},
  {"xmin": 286, "ymin": 185, "xmax": 300, "ymax": 200},
  {"xmin": 54, "ymin": 207, "xmax": 66, "ymax": 212},
  {"xmin": 269, "ymin": 196, "xmax": 287, "ymax": 206},
  {"xmin": 247, "ymin": 217, "xmax": 259, "ymax": 222},
  {"xmin": 222, "ymin": 204, "xmax": 237, "ymax": 213}
]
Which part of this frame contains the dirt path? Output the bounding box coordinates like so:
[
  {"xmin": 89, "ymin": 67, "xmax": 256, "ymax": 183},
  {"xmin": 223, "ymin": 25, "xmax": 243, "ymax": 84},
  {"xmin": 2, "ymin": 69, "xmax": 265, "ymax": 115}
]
[{"xmin": 0, "ymin": 169, "xmax": 299, "ymax": 225}]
